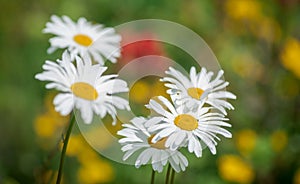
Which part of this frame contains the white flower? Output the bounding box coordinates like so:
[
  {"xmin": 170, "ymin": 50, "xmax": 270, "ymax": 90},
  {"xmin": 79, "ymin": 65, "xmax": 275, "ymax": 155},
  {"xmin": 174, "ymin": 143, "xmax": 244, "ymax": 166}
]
[
  {"xmin": 161, "ymin": 67, "xmax": 236, "ymax": 115},
  {"xmin": 43, "ymin": 15, "xmax": 121, "ymax": 65},
  {"xmin": 35, "ymin": 51, "xmax": 130, "ymax": 124},
  {"xmin": 145, "ymin": 96, "xmax": 232, "ymax": 157},
  {"xmin": 118, "ymin": 117, "xmax": 188, "ymax": 173}
]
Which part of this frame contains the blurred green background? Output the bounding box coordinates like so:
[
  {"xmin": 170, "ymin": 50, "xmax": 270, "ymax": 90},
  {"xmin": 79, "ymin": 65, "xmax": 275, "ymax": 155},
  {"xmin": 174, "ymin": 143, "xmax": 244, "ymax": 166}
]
[{"xmin": 1, "ymin": 0, "xmax": 300, "ymax": 183}]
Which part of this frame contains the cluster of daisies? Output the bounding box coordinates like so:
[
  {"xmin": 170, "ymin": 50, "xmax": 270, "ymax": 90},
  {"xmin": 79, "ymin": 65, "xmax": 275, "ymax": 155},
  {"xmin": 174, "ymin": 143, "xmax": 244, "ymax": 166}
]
[
  {"xmin": 36, "ymin": 14, "xmax": 236, "ymax": 179},
  {"xmin": 118, "ymin": 67, "xmax": 236, "ymax": 173},
  {"xmin": 35, "ymin": 15, "xmax": 130, "ymax": 125}
]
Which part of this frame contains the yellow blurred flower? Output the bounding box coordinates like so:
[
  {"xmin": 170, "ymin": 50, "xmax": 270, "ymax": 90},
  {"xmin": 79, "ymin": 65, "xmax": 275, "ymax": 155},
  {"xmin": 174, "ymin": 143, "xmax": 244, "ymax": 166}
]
[
  {"xmin": 77, "ymin": 148, "xmax": 99, "ymax": 164},
  {"xmin": 130, "ymin": 79, "xmax": 168, "ymax": 103},
  {"xmin": 66, "ymin": 135, "xmax": 86, "ymax": 156},
  {"xmin": 67, "ymin": 127, "xmax": 114, "ymax": 156},
  {"xmin": 281, "ymin": 38, "xmax": 300, "ymax": 78},
  {"xmin": 225, "ymin": 0, "xmax": 262, "ymax": 21},
  {"xmin": 130, "ymin": 80, "xmax": 151, "ymax": 103},
  {"xmin": 270, "ymin": 130, "xmax": 288, "ymax": 152},
  {"xmin": 225, "ymin": 0, "xmax": 281, "ymax": 42},
  {"xmin": 294, "ymin": 168, "xmax": 300, "ymax": 184},
  {"xmin": 34, "ymin": 93, "xmax": 69, "ymax": 149},
  {"xmin": 151, "ymin": 80, "xmax": 169, "ymax": 98},
  {"xmin": 35, "ymin": 114, "xmax": 58, "ymax": 138},
  {"xmin": 129, "ymin": 78, "xmax": 170, "ymax": 116},
  {"xmin": 34, "ymin": 112, "xmax": 68, "ymax": 139},
  {"xmin": 235, "ymin": 129, "xmax": 257, "ymax": 156},
  {"xmin": 36, "ymin": 94, "xmax": 114, "ymax": 183},
  {"xmin": 78, "ymin": 156, "xmax": 114, "ymax": 184},
  {"xmin": 66, "ymin": 133, "xmax": 114, "ymax": 183},
  {"xmin": 82, "ymin": 126, "xmax": 114, "ymax": 151},
  {"xmin": 218, "ymin": 155, "xmax": 255, "ymax": 184}
]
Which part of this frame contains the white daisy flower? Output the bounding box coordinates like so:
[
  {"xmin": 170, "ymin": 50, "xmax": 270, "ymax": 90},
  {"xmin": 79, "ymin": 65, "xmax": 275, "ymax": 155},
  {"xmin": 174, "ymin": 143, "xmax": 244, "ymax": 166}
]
[
  {"xmin": 43, "ymin": 15, "xmax": 121, "ymax": 65},
  {"xmin": 118, "ymin": 117, "xmax": 188, "ymax": 173},
  {"xmin": 145, "ymin": 96, "xmax": 232, "ymax": 157},
  {"xmin": 161, "ymin": 67, "xmax": 236, "ymax": 115},
  {"xmin": 35, "ymin": 51, "xmax": 130, "ymax": 124}
]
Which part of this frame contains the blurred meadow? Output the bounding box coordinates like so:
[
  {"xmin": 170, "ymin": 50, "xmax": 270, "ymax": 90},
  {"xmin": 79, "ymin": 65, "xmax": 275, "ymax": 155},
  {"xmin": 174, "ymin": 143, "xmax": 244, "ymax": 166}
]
[{"xmin": 0, "ymin": 0, "xmax": 300, "ymax": 183}]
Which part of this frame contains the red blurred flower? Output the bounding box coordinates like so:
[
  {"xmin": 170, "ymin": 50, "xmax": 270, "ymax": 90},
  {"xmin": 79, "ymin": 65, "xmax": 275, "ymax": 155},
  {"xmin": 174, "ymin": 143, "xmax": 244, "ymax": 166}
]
[{"xmin": 118, "ymin": 32, "xmax": 167, "ymax": 67}]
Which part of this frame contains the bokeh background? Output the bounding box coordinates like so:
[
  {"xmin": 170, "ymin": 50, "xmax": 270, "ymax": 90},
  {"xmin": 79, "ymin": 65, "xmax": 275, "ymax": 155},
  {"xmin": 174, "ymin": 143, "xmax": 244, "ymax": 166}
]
[{"xmin": 1, "ymin": 0, "xmax": 300, "ymax": 183}]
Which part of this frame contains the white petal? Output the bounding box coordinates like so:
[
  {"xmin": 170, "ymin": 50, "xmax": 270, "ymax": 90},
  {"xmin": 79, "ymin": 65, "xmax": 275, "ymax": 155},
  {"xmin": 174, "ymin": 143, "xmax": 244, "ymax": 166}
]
[{"xmin": 53, "ymin": 93, "xmax": 74, "ymax": 116}]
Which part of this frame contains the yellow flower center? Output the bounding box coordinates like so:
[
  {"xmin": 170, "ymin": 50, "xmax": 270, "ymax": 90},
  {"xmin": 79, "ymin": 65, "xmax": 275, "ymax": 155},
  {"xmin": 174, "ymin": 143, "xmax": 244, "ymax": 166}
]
[
  {"xmin": 174, "ymin": 114, "xmax": 198, "ymax": 131},
  {"xmin": 148, "ymin": 135, "xmax": 167, "ymax": 149},
  {"xmin": 73, "ymin": 34, "xmax": 93, "ymax": 46},
  {"xmin": 187, "ymin": 87, "xmax": 204, "ymax": 100},
  {"xmin": 71, "ymin": 82, "xmax": 98, "ymax": 101}
]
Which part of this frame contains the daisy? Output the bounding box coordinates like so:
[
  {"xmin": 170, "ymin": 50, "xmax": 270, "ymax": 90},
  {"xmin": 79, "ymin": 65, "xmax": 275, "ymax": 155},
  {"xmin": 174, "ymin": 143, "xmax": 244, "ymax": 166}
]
[
  {"xmin": 43, "ymin": 15, "xmax": 121, "ymax": 65},
  {"xmin": 161, "ymin": 67, "xmax": 236, "ymax": 115},
  {"xmin": 35, "ymin": 51, "xmax": 130, "ymax": 124},
  {"xmin": 118, "ymin": 117, "xmax": 188, "ymax": 173},
  {"xmin": 145, "ymin": 96, "xmax": 232, "ymax": 157}
]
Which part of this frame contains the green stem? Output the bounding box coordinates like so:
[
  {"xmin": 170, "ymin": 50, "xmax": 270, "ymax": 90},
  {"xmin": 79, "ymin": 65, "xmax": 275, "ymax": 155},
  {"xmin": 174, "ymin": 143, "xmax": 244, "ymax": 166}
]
[
  {"xmin": 151, "ymin": 169, "xmax": 155, "ymax": 184},
  {"xmin": 170, "ymin": 168, "xmax": 176, "ymax": 184},
  {"xmin": 165, "ymin": 164, "xmax": 171, "ymax": 184},
  {"xmin": 56, "ymin": 113, "xmax": 75, "ymax": 184}
]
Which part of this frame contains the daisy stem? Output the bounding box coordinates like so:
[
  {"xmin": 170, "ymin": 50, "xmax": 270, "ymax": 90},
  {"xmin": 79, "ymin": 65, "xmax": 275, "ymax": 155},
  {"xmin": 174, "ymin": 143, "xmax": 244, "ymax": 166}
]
[
  {"xmin": 56, "ymin": 113, "xmax": 75, "ymax": 184},
  {"xmin": 170, "ymin": 168, "xmax": 175, "ymax": 184},
  {"xmin": 165, "ymin": 164, "xmax": 171, "ymax": 184},
  {"xmin": 151, "ymin": 169, "xmax": 155, "ymax": 184}
]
